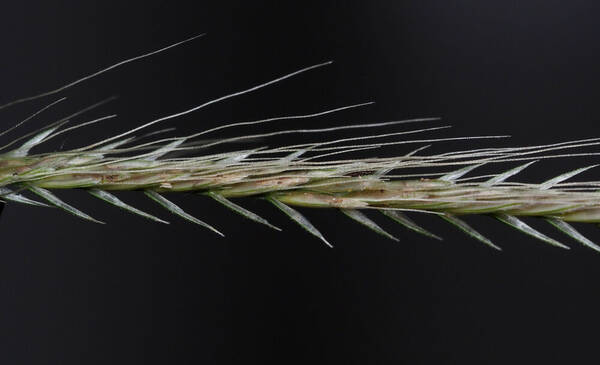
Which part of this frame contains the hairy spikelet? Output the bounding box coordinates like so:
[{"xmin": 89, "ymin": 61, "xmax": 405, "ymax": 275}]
[{"xmin": 2, "ymin": 35, "xmax": 600, "ymax": 252}]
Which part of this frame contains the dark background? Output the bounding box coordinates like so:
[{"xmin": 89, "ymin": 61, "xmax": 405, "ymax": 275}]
[{"xmin": 1, "ymin": 1, "xmax": 600, "ymax": 364}]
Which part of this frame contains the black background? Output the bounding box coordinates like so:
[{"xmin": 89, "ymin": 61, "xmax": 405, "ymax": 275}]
[{"xmin": 1, "ymin": 1, "xmax": 600, "ymax": 364}]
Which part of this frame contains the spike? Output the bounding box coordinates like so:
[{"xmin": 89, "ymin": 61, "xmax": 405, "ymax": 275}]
[
  {"xmin": 207, "ymin": 192, "xmax": 281, "ymax": 231},
  {"xmin": 88, "ymin": 189, "xmax": 169, "ymax": 224},
  {"xmin": 28, "ymin": 186, "xmax": 104, "ymax": 224},
  {"xmin": 144, "ymin": 190, "xmax": 223, "ymax": 236},
  {"xmin": 482, "ymin": 161, "xmax": 537, "ymax": 187},
  {"xmin": 381, "ymin": 210, "xmax": 442, "ymax": 240},
  {"xmin": 494, "ymin": 213, "xmax": 568, "ymax": 249},
  {"xmin": 6, "ymin": 126, "xmax": 60, "ymax": 157},
  {"xmin": 540, "ymin": 165, "xmax": 598, "ymax": 190},
  {"xmin": 439, "ymin": 163, "xmax": 484, "ymax": 182},
  {"xmin": 440, "ymin": 214, "xmax": 501, "ymax": 250},
  {"xmin": 340, "ymin": 209, "xmax": 398, "ymax": 241},
  {"xmin": 267, "ymin": 197, "xmax": 332, "ymax": 247},
  {"xmin": 0, "ymin": 187, "xmax": 51, "ymax": 207},
  {"xmin": 546, "ymin": 218, "xmax": 600, "ymax": 253}
]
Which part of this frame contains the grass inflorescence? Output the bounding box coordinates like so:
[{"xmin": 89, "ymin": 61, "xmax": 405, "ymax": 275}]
[{"xmin": 2, "ymin": 35, "xmax": 600, "ymax": 252}]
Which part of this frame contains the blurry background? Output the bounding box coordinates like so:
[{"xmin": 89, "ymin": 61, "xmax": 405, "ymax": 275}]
[{"xmin": 1, "ymin": 1, "xmax": 600, "ymax": 364}]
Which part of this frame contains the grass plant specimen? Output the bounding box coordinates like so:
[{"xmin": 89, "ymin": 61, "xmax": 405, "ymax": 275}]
[{"xmin": 1, "ymin": 35, "xmax": 600, "ymax": 252}]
